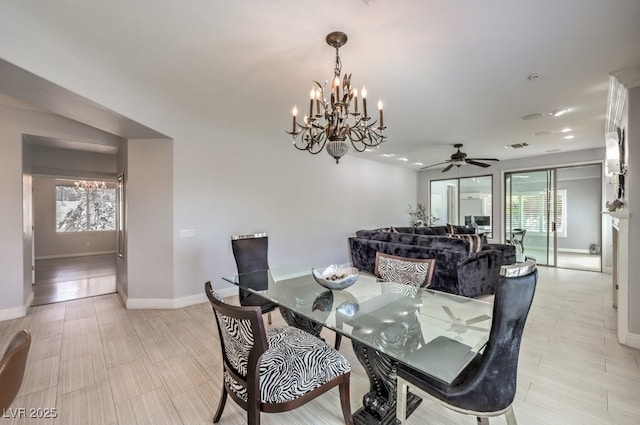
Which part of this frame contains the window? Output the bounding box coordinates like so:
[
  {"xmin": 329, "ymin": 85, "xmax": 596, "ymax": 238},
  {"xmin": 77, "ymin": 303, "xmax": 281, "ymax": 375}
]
[
  {"xmin": 506, "ymin": 189, "xmax": 566, "ymax": 237},
  {"xmin": 429, "ymin": 175, "xmax": 493, "ymax": 238},
  {"xmin": 56, "ymin": 184, "xmax": 116, "ymax": 232}
]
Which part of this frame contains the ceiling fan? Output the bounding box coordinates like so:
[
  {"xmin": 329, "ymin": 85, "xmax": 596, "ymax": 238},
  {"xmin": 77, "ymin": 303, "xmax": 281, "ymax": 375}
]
[{"xmin": 421, "ymin": 143, "xmax": 499, "ymax": 172}]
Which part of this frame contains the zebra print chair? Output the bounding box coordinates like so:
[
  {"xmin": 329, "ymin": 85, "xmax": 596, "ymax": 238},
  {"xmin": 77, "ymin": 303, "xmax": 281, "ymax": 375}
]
[{"xmin": 205, "ymin": 282, "xmax": 354, "ymax": 425}]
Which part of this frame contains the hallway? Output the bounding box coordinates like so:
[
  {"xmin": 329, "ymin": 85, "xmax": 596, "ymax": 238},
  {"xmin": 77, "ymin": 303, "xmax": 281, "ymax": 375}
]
[{"xmin": 32, "ymin": 254, "xmax": 117, "ymax": 306}]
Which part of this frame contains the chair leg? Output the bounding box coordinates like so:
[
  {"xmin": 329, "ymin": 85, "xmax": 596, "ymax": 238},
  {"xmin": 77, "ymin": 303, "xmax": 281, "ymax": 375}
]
[
  {"xmin": 267, "ymin": 311, "xmax": 272, "ymax": 325},
  {"xmin": 505, "ymin": 406, "xmax": 518, "ymax": 425},
  {"xmin": 339, "ymin": 375, "xmax": 354, "ymax": 425},
  {"xmin": 396, "ymin": 377, "xmax": 408, "ymax": 425},
  {"xmin": 334, "ymin": 333, "xmax": 342, "ymax": 350},
  {"xmin": 213, "ymin": 385, "xmax": 228, "ymax": 423},
  {"xmin": 476, "ymin": 417, "xmax": 489, "ymax": 425}
]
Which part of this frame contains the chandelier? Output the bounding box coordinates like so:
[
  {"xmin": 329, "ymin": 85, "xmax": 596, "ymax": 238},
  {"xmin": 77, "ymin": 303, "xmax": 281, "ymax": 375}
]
[
  {"xmin": 74, "ymin": 180, "xmax": 107, "ymax": 190},
  {"xmin": 287, "ymin": 31, "xmax": 386, "ymax": 164}
]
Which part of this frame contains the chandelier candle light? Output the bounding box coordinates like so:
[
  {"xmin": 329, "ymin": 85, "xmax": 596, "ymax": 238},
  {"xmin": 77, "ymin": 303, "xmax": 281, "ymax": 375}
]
[
  {"xmin": 74, "ymin": 180, "xmax": 107, "ymax": 190},
  {"xmin": 287, "ymin": 31, "xmax": 386, "ymax": 164}
]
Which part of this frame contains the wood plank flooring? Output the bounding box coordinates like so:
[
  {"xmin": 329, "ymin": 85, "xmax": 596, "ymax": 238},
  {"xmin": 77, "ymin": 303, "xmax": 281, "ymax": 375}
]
[
  {"xmin": 32, "ymin": 255, "xmax": 117, "ymax": 306},
  {"xmin": 1, "ymin": 266, "xmax": 638, "ymax": 424}
]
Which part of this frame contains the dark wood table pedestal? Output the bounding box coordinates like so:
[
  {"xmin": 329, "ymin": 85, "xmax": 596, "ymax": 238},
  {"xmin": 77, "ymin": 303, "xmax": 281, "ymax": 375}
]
[{"xmin": 351, "ymin": 340, "xmax": 422, "ymax": 425}]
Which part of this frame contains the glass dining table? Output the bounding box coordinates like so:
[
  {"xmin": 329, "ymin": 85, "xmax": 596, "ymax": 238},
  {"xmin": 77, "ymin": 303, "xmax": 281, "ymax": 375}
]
[{"xmin": 223, "ymin": 266, "xmax": 493, "ymax": 425}]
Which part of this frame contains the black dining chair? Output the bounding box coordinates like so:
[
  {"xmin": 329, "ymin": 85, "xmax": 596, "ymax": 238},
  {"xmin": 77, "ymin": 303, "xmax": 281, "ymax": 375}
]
[
  {"xmin": 205, "ymin": 281, "xmax": 354, "ymax": 425},
  {"xmin": 231, "ymin": 233, "xmax": 278, "ymax": 324},
  {"xmin": 0, "ymin": 330, "xmax": 32, "ymax": 410},
  {"xmin": 396, "ymin": 259, "xmax": 538, "ymax": 425}
]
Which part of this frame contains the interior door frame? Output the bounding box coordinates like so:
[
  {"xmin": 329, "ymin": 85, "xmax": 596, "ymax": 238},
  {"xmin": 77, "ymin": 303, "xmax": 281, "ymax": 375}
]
[
  {"xmin": 501, "ymin": 160, "xmax": 605, "ymax": 270},
  {"xmin": 504, "ymin": 168, "xmax": 557, "ymax": 266}
]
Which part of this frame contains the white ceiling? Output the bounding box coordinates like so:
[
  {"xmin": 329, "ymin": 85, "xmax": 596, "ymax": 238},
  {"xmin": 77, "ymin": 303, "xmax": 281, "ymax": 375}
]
[{"xmin": 1, "ymin": 0, "xmax": 639, "ymax": 169}]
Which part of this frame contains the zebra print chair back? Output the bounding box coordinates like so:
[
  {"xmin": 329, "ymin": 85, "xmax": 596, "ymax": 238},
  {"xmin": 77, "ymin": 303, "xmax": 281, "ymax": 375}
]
[{"xmin": 205, "ymin": 281, "xmax": 354, "ymax": 425}]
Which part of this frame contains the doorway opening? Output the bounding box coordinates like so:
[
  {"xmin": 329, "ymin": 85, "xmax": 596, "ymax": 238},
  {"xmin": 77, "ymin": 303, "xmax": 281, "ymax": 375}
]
[
  {"xmin": 504, "ymin": 163, "xmax": 602, "ymax": 272},
  {"xmin": 31, "ymin": 174, "xmax": 119, "ymax": 306}
]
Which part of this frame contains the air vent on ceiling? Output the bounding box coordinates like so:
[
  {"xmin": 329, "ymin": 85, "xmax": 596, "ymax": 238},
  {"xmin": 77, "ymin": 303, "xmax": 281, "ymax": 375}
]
[{"xmin": 508, "ymin": 142, "xmax": 529, "ymax": 149}]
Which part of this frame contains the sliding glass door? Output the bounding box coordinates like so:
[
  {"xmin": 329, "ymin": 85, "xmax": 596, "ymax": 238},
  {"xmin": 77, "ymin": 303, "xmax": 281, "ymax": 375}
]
[{"xmin": 505, "ymin": 170, "xmax": 557, "ymax": 265}]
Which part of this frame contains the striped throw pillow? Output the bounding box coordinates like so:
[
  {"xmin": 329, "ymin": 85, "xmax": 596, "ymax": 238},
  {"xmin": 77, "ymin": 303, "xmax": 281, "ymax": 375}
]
[{"xmin": 450, "ymin": 234, "xmax": 484, "ymax": 253}]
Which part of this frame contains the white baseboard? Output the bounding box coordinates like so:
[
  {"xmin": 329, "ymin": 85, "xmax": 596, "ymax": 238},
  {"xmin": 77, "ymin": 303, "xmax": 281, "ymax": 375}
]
[
  {"xmin": 116, "ymin": 283, "xmax": 128, "ymax": 307},
  {"xmin": 557, "ymin": 248, "xmax": 591, "ymax": 254},
  {"xmin": 36, "ymin": 251, "xmax": 117, "ymax": 260},
  {"xmin": 0, "ymin": 290, "xmax": 34, "ymax": 322},
  {"xmin": 624, "ymin": 331, "xmax": 640, "ymax": 350},
  {"xmin": 126, "ymin": 287, "xmax": 237, "ymax": 310}
]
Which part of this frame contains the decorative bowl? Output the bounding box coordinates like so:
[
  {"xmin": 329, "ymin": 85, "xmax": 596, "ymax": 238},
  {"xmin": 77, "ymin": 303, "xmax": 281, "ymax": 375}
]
[{"xmin": 312, "ymin": 265, "xmax": 359, "ymax": 290}]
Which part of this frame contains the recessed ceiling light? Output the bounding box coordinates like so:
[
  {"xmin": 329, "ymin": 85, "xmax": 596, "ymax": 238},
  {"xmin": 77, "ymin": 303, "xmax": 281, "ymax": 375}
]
[
  {"xmin": 560, "ymin": 128, "xmax": 572, "ymax": 133},
  {"xmin": 504, "ymin": 145, "xmax": 513, "ymax": 149},
  {"xmin": 397, "ymin": 157, "xmax": 408, "ymax": 162},
  {"xmin": 563, "ymin": 135, "xmax": 575, "ymax": 140},
  {"xmin": 534, "ymin": 131, "xmax": 552, "ymax": 137},
  {"xmin": 551, "ymin": 108, "xmax": 570, "ymax": 117},
  {"xmin": 413, "ymin": 162, "xmax": 424, "ymax": 166},
  {"xmin": 521, "ymin": 113, "xmax": 544, "ymax": 121},
  {"xmin": 381, "ymin": 153, "xmax": 395, "ymax": 157}
]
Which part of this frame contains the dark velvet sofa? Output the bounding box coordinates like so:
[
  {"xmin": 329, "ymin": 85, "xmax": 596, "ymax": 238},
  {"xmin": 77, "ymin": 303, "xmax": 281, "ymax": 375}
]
[{"xmin": 349, "ymin": 229, "xmax": 515, "ymax": 298}]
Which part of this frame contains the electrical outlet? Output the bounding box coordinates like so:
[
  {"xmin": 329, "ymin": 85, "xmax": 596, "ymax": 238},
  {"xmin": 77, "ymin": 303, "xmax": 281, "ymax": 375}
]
[{"xmin": 179, "ymin": 229, "xmax": 196, "ymax": 238}]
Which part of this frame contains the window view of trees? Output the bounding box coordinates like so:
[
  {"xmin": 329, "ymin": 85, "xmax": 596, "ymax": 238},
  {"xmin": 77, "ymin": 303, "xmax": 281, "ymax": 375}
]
[{"xmin": 56, "ymin": 185, "xmax": 116, "ymax": 232}]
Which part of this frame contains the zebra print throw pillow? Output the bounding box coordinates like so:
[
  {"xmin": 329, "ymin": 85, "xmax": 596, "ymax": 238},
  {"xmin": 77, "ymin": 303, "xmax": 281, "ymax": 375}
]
[{"xmin": 374, "ymin": 252, "xmax": 435, "ymax": 287}]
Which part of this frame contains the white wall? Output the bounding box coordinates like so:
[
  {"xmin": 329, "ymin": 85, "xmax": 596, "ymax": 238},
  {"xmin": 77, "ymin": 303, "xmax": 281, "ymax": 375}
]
[
  {"xmin": 171, "ymin": 119, "xmax": 417, "ymax": 299},
  {"xmin": 626, "ymin": 85, "xmax": 640, "ymax": 334},
  {"xmin": 126, "ymin": 139, "xmax": 174, "ymax": 303}
]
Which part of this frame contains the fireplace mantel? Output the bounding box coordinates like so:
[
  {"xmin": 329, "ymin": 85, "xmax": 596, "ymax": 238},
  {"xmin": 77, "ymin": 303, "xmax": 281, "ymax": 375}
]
[{"xmin": 603, "ymin": 210, "xmax": 631, "ymax": 346}]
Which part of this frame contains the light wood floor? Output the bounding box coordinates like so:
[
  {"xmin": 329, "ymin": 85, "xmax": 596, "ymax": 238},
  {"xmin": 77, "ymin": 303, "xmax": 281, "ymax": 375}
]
[
  {"xmin": 1, "ymin": 267, "xmax": 638, "ymax": 424},
  {"xmin": 32, "ymin": 255, "xmax": 117, "ymax": 306}
]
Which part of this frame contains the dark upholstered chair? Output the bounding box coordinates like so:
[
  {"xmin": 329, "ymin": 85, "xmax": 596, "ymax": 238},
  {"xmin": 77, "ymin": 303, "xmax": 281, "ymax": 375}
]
[
  {"xmin": 205, "ymin": 282, "xmax": 354, "ymax": 425},
  {"xmin": 0, "ymin": 330, "xmax": 32, "ymax": 410},
  {"xmin": 396, "ymin": 260, "xmax": 537, "ymax": 425},
  {"xmin": 231, "ymin": 233, "xmax": 278, "ymax": 324}
]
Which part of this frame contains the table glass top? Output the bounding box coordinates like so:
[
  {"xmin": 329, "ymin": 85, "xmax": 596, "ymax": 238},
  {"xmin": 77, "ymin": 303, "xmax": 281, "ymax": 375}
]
[{"xmin": 223, "ymin": 266, "xmax": 493, "ymax": 384}]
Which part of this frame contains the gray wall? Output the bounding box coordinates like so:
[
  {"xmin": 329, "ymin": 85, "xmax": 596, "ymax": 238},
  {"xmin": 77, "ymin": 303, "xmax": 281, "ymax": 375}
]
[{"xmin": 556, "ymin": 173, "xmax": 601, "ymax": 252}]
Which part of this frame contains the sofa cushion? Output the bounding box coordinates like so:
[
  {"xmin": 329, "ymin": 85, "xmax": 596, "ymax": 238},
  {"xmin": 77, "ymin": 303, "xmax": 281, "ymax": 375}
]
[
  {"xmin": 375, "ymin": 252, "xmax": 435, "ymax": 288},
  {"xmin": 449, "ymin": 234, "xmax": 484, "ymax": 253}
]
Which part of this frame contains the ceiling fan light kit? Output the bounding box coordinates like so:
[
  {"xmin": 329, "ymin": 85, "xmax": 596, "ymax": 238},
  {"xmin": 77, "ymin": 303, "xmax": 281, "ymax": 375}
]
[{"xmin": 421, "ymin": 144, "xmax": 499, "ymax": 172}]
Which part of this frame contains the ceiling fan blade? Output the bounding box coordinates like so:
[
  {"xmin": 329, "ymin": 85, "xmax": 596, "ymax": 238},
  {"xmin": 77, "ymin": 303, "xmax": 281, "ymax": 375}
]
[
  {"xmin": 442, "ymin": 306, "xmax": 457, "ymax": 321},
  {"xmin": 466, "ymin": 314, "xmax": 491, "ymax": 325},
  {"xmin": 442, "ymin": 163, "xmax": 455, "ymax": 172},
  {"xmin": 467, "ymin": 325, "xmax": 490, "ymax": 332},
  {"xmin": 466, "ymin": 159, "xmax": 491, "ymax": 168},
  {"xmin": 420, "ymin": 161, "xmax": 450, "ymax": 170},
  {"xmin": 467, "ymin": 158, "xmax": 499, "ymax": 162}
]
